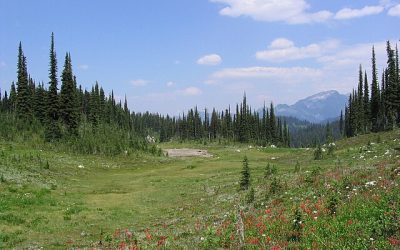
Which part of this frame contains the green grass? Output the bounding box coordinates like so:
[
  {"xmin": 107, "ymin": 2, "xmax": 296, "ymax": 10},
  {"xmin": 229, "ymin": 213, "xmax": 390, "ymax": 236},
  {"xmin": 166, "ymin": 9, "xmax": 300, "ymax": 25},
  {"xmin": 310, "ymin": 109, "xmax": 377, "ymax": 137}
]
[{"xmin": 0, "ymin": 130, "xmax": 399, "ymax": 249}]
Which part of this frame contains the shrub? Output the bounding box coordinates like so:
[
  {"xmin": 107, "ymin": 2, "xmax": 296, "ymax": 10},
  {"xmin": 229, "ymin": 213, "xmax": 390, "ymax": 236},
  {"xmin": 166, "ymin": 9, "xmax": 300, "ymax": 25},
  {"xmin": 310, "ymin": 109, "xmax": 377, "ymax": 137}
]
[
  {"xmin": 314, "ymin": 144, "xmax": 323, "ymax": 160},
  {"xmin": 245, "ymin": 187, "xmax": 255, "ymax": 204}
]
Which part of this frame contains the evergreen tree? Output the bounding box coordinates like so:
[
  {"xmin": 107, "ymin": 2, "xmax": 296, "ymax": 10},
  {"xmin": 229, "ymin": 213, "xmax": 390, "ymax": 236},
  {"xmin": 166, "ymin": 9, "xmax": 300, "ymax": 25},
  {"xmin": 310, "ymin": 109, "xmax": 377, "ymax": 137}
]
[
  {"xmin": 34, "ymin": 83, "xmax": 47, "ymax": 123},
  {"xmin": 363, "ymin": 71, "xmax": 370, "ymax": 132},
  {"xmin": 46, "ymin": 33, "xmax": 61, "ymax": 140},
  {"xmin": 16, "ymin": 42, "xmax": 31, "ymax": 120},
  {"xmin": 269, "ymin": 102, "xmax": 276, "ymax": 144},
  {"xmin": 59, "ymin": 53, "xmax": 79, "ymax": 135},
  {"xmin": 385, "ymin": 41, "xmax": 399, "ymax": 128},
  {"xmin": 370, "ymin": 46, "xmax": 380, "ymax": 132},
  {"xmin": 239, "ymin": 156, "xmax": 251, "ymax": 190},
  {"xmin": 9, "ymin": 82, "xmax": 17, "ymax": 112},
  {"xmin": 339, "ymin": 110, "xmax": 344, "ymax": 136},
  {"xmin": 357, "ymin": 65, "xmax": 364, "ymax": 133}
]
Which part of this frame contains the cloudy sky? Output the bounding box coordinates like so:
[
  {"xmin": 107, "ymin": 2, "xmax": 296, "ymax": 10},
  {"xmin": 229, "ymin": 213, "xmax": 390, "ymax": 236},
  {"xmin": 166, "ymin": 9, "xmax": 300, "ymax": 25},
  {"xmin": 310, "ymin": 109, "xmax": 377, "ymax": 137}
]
[{"xmin": 0, "ymin": 0, "xmax": 399, "ymax": 114}]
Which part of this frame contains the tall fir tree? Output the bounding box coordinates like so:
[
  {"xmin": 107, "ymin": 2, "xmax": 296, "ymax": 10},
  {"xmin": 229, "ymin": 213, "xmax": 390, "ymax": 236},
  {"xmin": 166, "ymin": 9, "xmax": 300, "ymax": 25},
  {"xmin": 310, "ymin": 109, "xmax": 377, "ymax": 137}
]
[
  {"xmin": 385, "ymin": 41, "xmax": 399, "ymax": 128},
  {"xmin": 16, "ymin": 42, "xmax": 31, "ymax": 121},
  {"xmin": 60, "ymin": 53, "xmax": 79, "ymax": 135},
  {"xmin": 363, "ymin": 71, "xmax": 370, "ymax": 132},
  {"xmin": 370, "ymin": 46, "xmax": 380, "ymax": 132},
  {"xmin": 46, "ymin": 33, "xmax": 61, "ymax": 140},
  {"xmin": 239, "ymin": 156, "xmax": 251, "ymax": 190}
]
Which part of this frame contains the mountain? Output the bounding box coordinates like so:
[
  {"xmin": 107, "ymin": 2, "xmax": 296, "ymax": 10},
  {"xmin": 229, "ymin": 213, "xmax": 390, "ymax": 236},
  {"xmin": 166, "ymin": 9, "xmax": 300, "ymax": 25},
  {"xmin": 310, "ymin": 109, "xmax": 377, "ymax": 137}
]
[{"xmin": 274, "ymin": 90, "xmax": 347, "ymax": 123}]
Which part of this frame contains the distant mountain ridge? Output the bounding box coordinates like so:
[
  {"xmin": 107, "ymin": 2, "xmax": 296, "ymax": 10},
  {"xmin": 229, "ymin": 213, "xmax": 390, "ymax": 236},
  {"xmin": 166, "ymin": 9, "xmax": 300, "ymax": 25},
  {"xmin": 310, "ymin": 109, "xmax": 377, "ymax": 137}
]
[{"xmin": 274, "ymin": 90, "xmax": 347, "ymax": 123}]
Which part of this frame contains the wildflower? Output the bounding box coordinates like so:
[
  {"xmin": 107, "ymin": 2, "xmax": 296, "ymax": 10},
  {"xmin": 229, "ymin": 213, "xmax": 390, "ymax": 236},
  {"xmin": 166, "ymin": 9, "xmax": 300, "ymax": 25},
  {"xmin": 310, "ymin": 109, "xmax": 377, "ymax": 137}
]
[
  {"xmin": 388, "ymin": 237, "xmax": 400, "ymax": 246},
  {"xmin": 118, "ymin": 242, "xmax": 126, "ymax": 249},
  {"xmin": 272, "ymin": 244, "xmax": 281, "ymax": 250},
  {"xmin": 145, "ymin": 229, "xmax": 152, "ymax": 240},
  {"xmin": 200, "ymin": 237, "xmax": 205, "ymax": 241},
  {"xmin": 365, "ymin": 181, "xmax": 377, "ymax": 187}
]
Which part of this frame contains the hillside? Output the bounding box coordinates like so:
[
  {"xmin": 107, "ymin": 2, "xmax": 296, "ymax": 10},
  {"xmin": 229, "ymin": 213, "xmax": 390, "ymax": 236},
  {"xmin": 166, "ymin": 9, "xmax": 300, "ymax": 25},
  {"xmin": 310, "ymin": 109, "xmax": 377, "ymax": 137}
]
[{"xmin": 0, "ymin": 129, "xmax": 399, "ymax": 249}]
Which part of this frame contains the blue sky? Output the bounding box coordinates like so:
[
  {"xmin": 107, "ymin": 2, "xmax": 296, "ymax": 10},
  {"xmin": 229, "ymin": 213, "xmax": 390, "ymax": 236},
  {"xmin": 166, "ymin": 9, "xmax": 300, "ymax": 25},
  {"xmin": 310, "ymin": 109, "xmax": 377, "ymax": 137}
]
[{"xmin": 0, "ymin": 0, "xmax": 399, "ymax": 114}]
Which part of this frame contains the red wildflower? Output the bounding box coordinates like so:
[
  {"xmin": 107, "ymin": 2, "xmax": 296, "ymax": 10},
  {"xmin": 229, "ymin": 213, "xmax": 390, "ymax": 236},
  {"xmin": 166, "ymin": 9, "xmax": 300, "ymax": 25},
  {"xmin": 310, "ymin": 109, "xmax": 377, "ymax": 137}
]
[
  {"xmin": 118, "ymin": 242, "xmax": 126, "ymax": 249},
  {"xmin": 125, "ymin": 229, "xmax": 133, "ymax": 239},
  {"xmin": 247, "ymin": 237, "xmax": 259, "ymax": 245},
  {"xmin": 388, "ymin": 237, "xmax": 400, "ymax": 246},
  {"xmin": 157, "ymin": 236, "xmax": 167, "ymax": 249},
  {"xmin": 145, "ymin": 228, "xmax": 152, "ymax": 241},
  {"xmin": 272, "ymin": 244, "xmax": 281, "ymax": 250},
  {"xmin": 347, "ymin": 220, "xmax": 353, "ymax": 225}
]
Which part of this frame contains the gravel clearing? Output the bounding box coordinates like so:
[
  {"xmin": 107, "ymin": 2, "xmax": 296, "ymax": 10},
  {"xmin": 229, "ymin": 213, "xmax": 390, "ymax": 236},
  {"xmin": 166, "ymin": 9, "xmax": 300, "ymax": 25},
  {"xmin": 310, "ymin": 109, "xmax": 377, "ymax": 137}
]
[{"xmin": 165, "ymin": 148, "xmax": 212, "ymax": 158}]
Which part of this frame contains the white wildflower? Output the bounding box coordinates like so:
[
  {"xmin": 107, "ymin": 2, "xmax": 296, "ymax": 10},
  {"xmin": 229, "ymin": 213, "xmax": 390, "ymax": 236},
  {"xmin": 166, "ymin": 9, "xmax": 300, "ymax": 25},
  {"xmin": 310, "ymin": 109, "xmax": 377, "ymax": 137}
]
[{"xmin": 365, "ymin": 181, "xmax": 377, "ymax": 187}]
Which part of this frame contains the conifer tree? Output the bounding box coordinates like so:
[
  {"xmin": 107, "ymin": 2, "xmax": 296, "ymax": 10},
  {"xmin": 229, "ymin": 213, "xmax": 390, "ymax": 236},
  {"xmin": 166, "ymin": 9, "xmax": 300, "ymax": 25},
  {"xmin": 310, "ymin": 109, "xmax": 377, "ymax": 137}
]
[
  {"xmin": 60, "ymin": 53, "xmax": 79, "ymax": 135},
  {"xmin": 269, "ymin": 102, "xmax": 276, "ymax": 144},
  {"xmin": 16, "ymin": 42, "xmax": 31, "ymax": 121},
  {"xmin": 363, "ymin": 71, "xmax": 370, "ymax": 132},
  {"xmin": 46, "ymin": 33, "xmax": 61, "ymax": 140},
  {"xmin": 34, "ymin": 83, "xmax": 47, "ymax": 123},
  {"xmin": 339, "ymin": 110, "xmax": 344, "ymax": 136},
  {"xmin": 385, "ymin": 41, "xmax": 399, "ymax": 128},
  {"xmin": 239, "ymin": 156, "xmax": 251, "ymax": 190},
  {"xmin": 9, "ymin": 82, "xmax": 17, "ymax": 112},
  {"xmin": 357, "ymin": 65, "xmax": 364, "ymax": 133},
  {"xmin": 370, "ymin": 46, "xmax": 380, "ymax": 132}
]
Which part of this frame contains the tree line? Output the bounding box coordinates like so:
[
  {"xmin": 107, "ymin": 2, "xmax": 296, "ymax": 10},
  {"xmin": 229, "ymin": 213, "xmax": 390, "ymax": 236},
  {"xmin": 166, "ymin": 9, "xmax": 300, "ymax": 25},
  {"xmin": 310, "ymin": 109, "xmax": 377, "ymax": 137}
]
[
  {"xmin": 0, "ymin": 34, "xmax": 290, "ymax": 151},
  {"xmin": 343, "ymin": 41, "xmax": 400, "ymax": 137},
  {"xmin": 159, "ymin": 97, "xmax": 290, "ymax": 147}
]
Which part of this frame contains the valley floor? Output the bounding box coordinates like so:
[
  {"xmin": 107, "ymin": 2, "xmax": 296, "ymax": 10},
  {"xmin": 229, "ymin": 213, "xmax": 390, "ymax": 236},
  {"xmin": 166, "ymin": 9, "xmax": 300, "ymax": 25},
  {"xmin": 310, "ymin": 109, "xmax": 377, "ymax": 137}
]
[{"xmin": 0, "ymin": 130, "xmax": 399, "ymax": 249}]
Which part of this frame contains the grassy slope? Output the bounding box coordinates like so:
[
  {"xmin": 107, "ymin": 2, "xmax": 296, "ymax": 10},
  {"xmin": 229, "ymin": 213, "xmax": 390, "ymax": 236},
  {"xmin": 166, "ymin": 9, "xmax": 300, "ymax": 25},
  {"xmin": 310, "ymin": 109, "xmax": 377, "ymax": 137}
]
[{"xmin": 0, "ymin": 130, "xmax": 399, "ymax": 249}]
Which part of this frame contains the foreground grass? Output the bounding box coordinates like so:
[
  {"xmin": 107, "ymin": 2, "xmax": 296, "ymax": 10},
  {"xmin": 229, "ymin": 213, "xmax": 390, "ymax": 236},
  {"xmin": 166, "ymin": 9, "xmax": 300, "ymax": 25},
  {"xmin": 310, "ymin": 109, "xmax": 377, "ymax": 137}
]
[{"xmin": 0, "ymin": 130, "xmax": 399, "ymax": 249}]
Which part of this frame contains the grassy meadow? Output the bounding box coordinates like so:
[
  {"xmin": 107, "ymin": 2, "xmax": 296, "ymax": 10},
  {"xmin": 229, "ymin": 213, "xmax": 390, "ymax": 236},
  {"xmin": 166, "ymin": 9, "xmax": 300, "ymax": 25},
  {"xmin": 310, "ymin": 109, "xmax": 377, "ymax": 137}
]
[{"xmin": 0, "ymin": 130, "xmax": 399, "ymax": 249}]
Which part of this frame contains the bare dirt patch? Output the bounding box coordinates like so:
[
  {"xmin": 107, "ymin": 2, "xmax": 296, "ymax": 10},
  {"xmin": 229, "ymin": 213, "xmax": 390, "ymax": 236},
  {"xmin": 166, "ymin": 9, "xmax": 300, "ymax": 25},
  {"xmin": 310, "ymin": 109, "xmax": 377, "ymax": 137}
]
[{"xmin": 165, "ymin": 148, "xmax": 212, "ymax": 158}]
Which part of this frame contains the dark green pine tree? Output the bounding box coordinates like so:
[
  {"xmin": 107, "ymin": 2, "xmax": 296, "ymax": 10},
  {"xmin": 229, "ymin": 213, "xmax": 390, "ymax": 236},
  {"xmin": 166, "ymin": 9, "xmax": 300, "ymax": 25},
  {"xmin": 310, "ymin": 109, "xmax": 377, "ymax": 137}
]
[
  {"xmin": 210, "ymin": 108, "xmax": 218, "ymax": 140},
  {"xmin": 9, "ymin": 82, "xmax": 17, "ymax": 112},
  {"xmin": 357, "ymin": 65, "xmax": 364, "ymax": 133},
  {"xmin": 370, "ymin": 46, "xmax": 381, "ymax": 132},
  {"xmin": 385, "ymin": 41, "xmax": 399, "ymax": 128},
  {"xmin": 46, "ymin": 33, "xmax": 61, "ymax": 140},
  {"xmin": 339, "ymin": 110, "xmax": 344, "ymax": 136},
  {"xmin": 34, "ymin": 82, "xmax": 47, "ymax": 123},
  {"xmin": 60, "ymin": 53, "xmax": 79, "ymax": 135},
  {"xmin": 269, "ymin": 102, "xmax": 276, "ymax": 144},
  {"xmin": 363, "ymin": 71, "xmax": 370, "ymax": 132},
  {"xmin": 239, "ymin": 156, "xmax": 250, "ymax": 190},
  {"xmin": 16, "ymin": 42, "xmax": 31, "ymax": 121}
]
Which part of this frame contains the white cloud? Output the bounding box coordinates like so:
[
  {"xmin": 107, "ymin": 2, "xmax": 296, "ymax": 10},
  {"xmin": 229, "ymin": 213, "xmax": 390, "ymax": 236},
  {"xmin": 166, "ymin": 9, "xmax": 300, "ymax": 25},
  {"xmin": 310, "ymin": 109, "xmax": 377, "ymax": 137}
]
[
  {"xmin": 166, "ymin": 81, "xmax": 175, "ymax": 87},
  {"xmin": 211, "ymin": 66, "xmax": 322, "ymax": 80},
  {"xmin": 180, "ymin": 87, "xmax": 203, "ymax": 96},
  {"xmin": 197, "ymin": 54, "xmax": 222, "ymax": 66},
  {"xmin": 388, "ymin": 4, "xmax": 400, "ymax": 16},
  {"xmin": 210, "ymin": 0, "xmax": 333, "ymax": 24},
  {"xmin": 130, "ymin": 79, "xmax": 149, "ymax": 87},
  {"xmin": 335, "ymin": 5, "xmax": 384, "ymax": 20},
  {"xmin": 0, "ymin": 61, "xmax": 6, "ymax": 69},
  {"xmin": 256, "ymin": 38, "xmax": 339, "ymax": 62},
  {"xmin": 79, "ymin": 64, "xmax": 89, "ymax": 70},
  {"xmin": 318, "ymin": 41, "xmax": 388, "ymax": 69}
]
